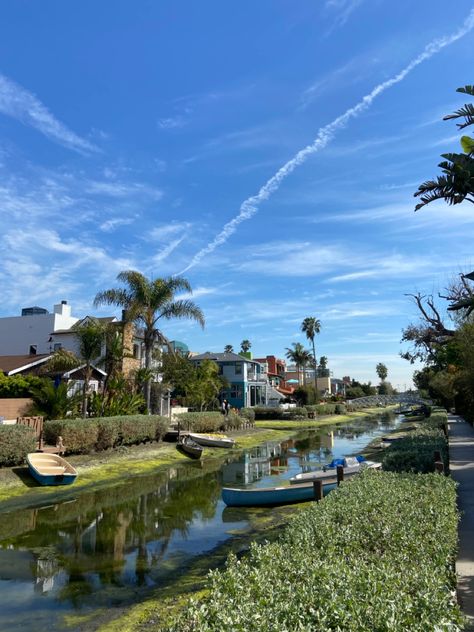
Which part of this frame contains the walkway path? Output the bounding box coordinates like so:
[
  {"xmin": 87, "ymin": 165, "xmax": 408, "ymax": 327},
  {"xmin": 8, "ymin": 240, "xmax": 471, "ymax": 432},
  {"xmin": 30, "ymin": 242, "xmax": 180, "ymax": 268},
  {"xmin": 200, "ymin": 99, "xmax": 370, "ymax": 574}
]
[{"xmin": 449, "ymin": 414, "xmax": 474, "ymax": 630}]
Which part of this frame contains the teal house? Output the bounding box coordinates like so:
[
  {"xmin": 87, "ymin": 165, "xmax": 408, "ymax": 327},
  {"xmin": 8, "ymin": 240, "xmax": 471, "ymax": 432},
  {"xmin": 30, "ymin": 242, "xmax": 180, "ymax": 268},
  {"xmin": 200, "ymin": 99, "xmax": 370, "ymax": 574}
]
[{"xmin": 190, "ymin": 352, "xmax": 270, "ymax": 409}]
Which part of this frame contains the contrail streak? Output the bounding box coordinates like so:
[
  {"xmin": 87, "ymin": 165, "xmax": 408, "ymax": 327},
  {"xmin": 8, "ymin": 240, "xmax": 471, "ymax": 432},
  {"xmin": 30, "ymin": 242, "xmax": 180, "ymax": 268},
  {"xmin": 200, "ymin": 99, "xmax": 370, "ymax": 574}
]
[{"xmin": 180, "ymin": 9, "xmax": 474, "ymax": 274}]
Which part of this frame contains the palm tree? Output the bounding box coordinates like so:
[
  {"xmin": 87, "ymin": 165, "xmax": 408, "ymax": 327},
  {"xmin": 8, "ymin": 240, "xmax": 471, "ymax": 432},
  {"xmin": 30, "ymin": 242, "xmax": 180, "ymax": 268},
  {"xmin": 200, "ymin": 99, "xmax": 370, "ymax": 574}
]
[
  {"xmin": 285, "ymin": 342, "xmax": 307, "ymax": 386},
  {"xmin": 415, "ymin": 85, "xmax": 474, "ymax": 210},
  {"xmin": 224, "ymin": 344, "xmax": 234, "ymax": 354},
  {"xmin": 240, "ymin": 340, "xmax": 251, "ymax": 354},
  {"xmin": 94, "ymin": 271, "xmax": 205, "ymax": 412},
  {"xmin": 301, "ymin": 317, "xmax": 321, "ymax": 390},
  {"xmin": 72, "ymin": 319, "xmax": 107, "ymax": 417}
]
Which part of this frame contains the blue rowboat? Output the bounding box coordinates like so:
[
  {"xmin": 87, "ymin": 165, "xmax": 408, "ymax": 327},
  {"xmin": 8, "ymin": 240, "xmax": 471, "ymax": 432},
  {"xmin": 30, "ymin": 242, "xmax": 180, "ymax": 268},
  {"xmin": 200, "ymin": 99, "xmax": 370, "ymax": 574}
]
[
  {"xmin": 27, "ymin": 452, "xmax": 78, "ymax": 486},
  {"xmin": 221, "ymin": 480, "xmax": 337, "ymax": 507}
]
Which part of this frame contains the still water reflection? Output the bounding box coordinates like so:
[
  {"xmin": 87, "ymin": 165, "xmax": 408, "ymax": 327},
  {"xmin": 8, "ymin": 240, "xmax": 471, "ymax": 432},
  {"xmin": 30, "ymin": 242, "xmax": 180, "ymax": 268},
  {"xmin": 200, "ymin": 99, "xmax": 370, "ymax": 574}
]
[{"xmin": 0, "ymin": 413, "xmax": 396, "ymax": 631}]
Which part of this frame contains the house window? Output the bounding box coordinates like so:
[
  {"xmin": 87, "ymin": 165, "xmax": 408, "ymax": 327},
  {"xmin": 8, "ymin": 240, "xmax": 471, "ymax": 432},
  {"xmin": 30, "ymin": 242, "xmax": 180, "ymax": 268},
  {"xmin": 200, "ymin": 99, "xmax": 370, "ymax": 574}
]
[
  {"xmin": 29, "ymin": 345, "xmax": 37, "ymax": 355},
  {"xmin": 235, "ymin": 363, "xmax": 242, "ymax": 375},
  {"xmin": 230, "ymin": 383, "xmax": 243, "ymax": 398},
  {"xmin": 53, "ymin": 343, "xmax": 62, "ymax": 352},
  {"xmin": 133, "ymin": 344, "xmax": 141, "ymax": 359}
]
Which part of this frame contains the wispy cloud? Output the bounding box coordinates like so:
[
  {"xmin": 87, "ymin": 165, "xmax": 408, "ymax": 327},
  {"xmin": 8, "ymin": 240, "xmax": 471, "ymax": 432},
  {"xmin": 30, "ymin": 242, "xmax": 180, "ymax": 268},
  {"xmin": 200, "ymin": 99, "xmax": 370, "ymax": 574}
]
[
  {"xmin": 158, "ymin": 115, "xmax": 188, "ymax": 130},
  {"xmin": 0, "ymin": 73, "xmax": 99, "ymax": 153},
  {"xmin": 179, "ymin": 9, "xmax": 474, "ymax": 274},
  {"xmin": 325, "ymin": 0, "xmax": 365, "ymax": 28},
  {"xmin": 100, "ymin": 217, "xmax": 137, "ymax": 232},
  {"xmin": 85, "ymin": 179, "xmax": 162, "ymax": 199}
]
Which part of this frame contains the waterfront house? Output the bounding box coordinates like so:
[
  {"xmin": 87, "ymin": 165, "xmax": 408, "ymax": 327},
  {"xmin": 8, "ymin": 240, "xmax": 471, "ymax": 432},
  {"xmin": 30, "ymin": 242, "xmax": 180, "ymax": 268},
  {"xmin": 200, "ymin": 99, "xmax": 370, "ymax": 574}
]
[{"xmin": 190, "ymin": 352, "xmax": 282, "ymax": 409}]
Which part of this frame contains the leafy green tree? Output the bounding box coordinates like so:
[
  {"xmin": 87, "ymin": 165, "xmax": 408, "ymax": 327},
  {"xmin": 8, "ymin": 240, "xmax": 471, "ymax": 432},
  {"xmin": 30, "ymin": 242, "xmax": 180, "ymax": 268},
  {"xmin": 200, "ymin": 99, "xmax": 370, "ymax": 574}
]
[
  {"xmin": 29, "ymin": 381, "xmax": 80, "ymax": 420},
  {"xmin": 94, "ymin": 271, "xmax": 205, "ymax": 413},
  {"xmin": 72, "ymin": 319, "xmax": 107, "ymax": 417},
  {"xmin": 160, "ymin": 351, "xmax": 196, "ymax": 402},
  {"xmin": 224, "ymin": 345, "xmax": 234, "ymax": 354},
  {"xmin": 319, "ymin": 356, "xmax": 328, "ymax": 370},
  {"xmin": 301, "ymin": 317, "xmax": 321, "ymax": 390},
  {"xmin": 376, "ymin": 362, "xmax": 388, "ymax": 383},
  {"xmin": 415, "ymin": 85, "xmax": 474, "ymax": 210},
  {"xmin": 185, "ymin": 359, "xmax": 226, "ymax": 411}
]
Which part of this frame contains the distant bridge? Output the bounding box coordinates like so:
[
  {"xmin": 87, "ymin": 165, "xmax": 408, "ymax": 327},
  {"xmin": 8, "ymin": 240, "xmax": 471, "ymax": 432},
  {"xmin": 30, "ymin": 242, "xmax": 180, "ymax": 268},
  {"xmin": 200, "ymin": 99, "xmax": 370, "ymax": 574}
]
[{"xmin": 348, "ymin": 392, "xmax": 429, "ymax": 408}]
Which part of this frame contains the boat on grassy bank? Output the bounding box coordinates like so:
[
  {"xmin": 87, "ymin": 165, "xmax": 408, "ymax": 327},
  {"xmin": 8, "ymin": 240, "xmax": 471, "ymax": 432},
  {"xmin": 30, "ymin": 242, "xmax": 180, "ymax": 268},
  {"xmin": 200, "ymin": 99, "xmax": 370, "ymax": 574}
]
[
  {"xmin": 222, "ymin": 479, "xmax": 337, "ymax": 507},
  {"xmin": 188, "ymin": 432, "xmax": 235, "ymax": 448},
  {"xmin": 289, "ymin": 456, "xmax": 381, "ymax": 485},
  {"xmin": 26, "ymin": 453, "xmax": 78, "ymax": 486},
  {"xmin": 176, "ymin": 435, "xmax": 203, "ymax": 459}
]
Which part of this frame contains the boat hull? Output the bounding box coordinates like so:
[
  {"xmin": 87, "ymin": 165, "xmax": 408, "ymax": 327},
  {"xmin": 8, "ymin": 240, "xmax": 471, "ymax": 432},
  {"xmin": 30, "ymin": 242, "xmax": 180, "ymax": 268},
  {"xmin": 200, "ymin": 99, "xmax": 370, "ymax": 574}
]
[
  {"xmin": 26, "ymin": 453, "xmax": 77, "ymax": 486},
  {"xmin": 290, "ymin": 461, "xmax": 381, "ymax": 485},
  {"xmin": 222, "ymin": 481, "xmax": 337, "ymax": 507},
  {"xmin": 188, "ymin": 433, "xmax": 235, "ymax": 448},
  {"xmin": 177, "ymin": 436, "xmax": 203, "ymax": 459}
]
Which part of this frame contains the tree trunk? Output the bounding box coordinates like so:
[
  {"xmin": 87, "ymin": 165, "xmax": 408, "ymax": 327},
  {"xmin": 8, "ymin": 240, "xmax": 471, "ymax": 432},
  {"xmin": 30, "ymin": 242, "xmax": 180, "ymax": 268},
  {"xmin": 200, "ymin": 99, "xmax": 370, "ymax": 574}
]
[{"xmin": 312, "ymin": 340, "xmax": 318, "ymax": 391}]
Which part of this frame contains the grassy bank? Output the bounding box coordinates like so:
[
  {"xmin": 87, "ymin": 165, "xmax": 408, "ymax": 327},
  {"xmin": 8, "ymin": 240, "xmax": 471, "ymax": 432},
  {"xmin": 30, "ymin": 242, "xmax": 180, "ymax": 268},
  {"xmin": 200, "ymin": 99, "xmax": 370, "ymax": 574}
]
[{"xmin": 0, "ymin": 408, "xmax": 384, "ymax": 511}]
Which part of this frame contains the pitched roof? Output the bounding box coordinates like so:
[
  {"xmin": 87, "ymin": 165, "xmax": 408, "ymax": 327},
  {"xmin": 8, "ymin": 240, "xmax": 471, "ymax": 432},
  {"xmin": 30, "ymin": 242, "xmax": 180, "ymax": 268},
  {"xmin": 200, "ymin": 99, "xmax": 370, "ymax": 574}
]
[
  {"xmin": 0, "ymin": 354, "xmax": 52, "ymax": 375},
  {"xmin": 191, "ymin": 351, "xmax": 259, "ymax": 364}
]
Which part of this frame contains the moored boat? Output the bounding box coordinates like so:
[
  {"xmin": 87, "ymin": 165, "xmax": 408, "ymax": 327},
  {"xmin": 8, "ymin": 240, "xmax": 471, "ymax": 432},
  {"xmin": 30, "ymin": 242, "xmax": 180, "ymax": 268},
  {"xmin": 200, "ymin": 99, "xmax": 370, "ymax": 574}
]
[
  {"xmin": 176, "ymin": 435, "xmax": 203, "ymax": 459},
  {"xmin": 188, "ymin": 432, "xmax": 235, "ymax": 448},
  {"xmin": 26, "ymin": 452, "xmax": 78, "ymax": 486},
  {"xmin": 222, "ymin": 480, "xmax": 337, "ymax": 507},
  {"xmin": 289, "ymin": 457, "xmax": 381, "ymax": 485}
]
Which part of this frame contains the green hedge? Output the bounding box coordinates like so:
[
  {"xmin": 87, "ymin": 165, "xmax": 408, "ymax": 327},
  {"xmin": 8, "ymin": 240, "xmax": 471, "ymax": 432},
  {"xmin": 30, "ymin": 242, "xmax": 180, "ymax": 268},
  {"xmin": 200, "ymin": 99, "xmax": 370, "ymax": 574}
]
[
  {"xmin": 239, "ymin": 407, "xmax": 255, "ymax": 423},
  {"xmin": 0, "ymin": 425, "xmax": 37, "ymax": 466},
  {"xmin": 286, "ymin": 406, "xmax": 308, "ymax": 419},
  {"xmin": 166, "ymin": 471, "xmax": 461, "ymax": 631},
  {"xmin": 253, "ymin": 407, "xmax": 285, "ymax": 420},
  {"xmin": 44, "ymin": 415, "xmax": 169, "ymax": 454},
  {"xmin": 315, "ymin": 403, "xmax": 337, "ymax": 415},
  {"xmin": 176, "ymin": 411, "xmax": 247, "ymax": 432},
  {"xmin": 176, "ymin": 412, "xmax": 225, "ymax": 432},
  {"xmin": 382, "ymin": 428, "xmax": 448, "ymax": 473},
  {"xmin": 335, "ymin": 403, "xmax": 347, "ymax": 414}
]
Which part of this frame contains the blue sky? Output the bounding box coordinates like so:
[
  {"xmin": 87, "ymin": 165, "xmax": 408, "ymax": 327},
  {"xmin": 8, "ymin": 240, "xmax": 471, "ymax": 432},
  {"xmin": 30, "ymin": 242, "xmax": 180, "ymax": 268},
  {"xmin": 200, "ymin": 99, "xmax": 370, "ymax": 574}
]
[{"xmin": 0, "ymin": 1, "xmax": 473, "ymax": 389}]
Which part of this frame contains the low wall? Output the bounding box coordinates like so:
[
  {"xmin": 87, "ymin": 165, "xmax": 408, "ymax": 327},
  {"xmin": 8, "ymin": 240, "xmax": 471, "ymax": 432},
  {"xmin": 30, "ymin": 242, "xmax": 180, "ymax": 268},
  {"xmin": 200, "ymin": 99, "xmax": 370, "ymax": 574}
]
[
  {"xmin": 0, "ymin": 398, "xmax": 33, "ymax": 421},
  {"xmin": 171, "ymin": 406, "xmax": 189, "ymax": 420}
]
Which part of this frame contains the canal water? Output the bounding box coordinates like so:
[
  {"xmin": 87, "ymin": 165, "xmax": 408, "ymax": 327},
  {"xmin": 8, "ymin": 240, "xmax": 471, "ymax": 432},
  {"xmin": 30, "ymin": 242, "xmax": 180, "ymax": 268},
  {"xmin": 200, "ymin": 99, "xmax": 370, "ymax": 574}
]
[{"xmin": 0, "ymin": 412, "xmax": 397, "ymax": 631}]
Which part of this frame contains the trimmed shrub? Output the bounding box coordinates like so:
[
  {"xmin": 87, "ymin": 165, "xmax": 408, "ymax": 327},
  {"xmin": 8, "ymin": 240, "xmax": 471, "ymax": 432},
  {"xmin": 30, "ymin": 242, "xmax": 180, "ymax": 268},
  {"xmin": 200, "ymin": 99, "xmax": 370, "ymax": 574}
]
[
  {"xmin": 286, "ymin": 407, "xmax": 308, "ymax": 420},
  {"xmin": 239, "ymin": 407, "xmax": 255, "ymax": 424},
  {"xmin": 176, "ymin": 412, "xmax": 224, "ymax": 433},
  {"xmin": 253, "ymin": 407, "xmax": 286, "ymax": 421},
  {"xmin": 166, "ymin": 471, "xmax": 461, "ymax": 631},
  {"xmin": 96, "ymin": 417, "xmax": 122, "ymax": 450},
  {"xmin": 315, "ymin": 403, "xmax": 337, "ymax": 415},
  {"xmin": 382, "ymin": 428, "xmax": 448, "ymax": 473},
  {"xmin": 335, "ymin": 403, "xmax": 347, "ymax": 414},
  {"xmin": 0, "ymin": 425, "xmax": 36, "ymax": 466},
  {"xmin": 44, "ymin": 418, "xmax": 99, "ymax": 454},
  {"xmin": 44, "ymin": 415, "xmax": 169, "ymax": 453}
]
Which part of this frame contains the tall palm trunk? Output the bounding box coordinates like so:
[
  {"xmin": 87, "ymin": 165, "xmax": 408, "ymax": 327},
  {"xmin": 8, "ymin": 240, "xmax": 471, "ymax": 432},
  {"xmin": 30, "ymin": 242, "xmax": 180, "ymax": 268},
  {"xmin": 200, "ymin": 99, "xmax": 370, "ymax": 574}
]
[{"xmin": 312, "ymin": 339, "xmax": 317, "ymax": 391}]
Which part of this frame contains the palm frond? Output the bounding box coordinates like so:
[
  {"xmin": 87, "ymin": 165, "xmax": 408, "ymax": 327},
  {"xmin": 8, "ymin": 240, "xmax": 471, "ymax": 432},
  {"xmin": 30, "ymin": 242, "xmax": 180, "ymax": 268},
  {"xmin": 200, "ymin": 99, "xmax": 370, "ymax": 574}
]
[
  {"xmin": 443, "ymin": 103, "xmax": 474, "ymax": 129},
  {"xmin": 456, "ymin": 85, "xmax": 474, "ymax": 96},
  {"xmin": 159, "ymin": 300, "xmax": 205, "ymax": 328}
]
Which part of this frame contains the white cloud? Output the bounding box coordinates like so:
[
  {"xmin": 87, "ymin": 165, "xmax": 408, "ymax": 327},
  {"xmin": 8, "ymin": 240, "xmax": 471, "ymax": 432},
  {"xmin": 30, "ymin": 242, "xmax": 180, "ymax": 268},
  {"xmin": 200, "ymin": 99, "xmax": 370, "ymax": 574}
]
[
  {"xmin": 158, "ymin": 115, "xmax": 187, "ymax": 130},
  {"xmin": 100, "ymin": 217, "xmax": 136, "ymax": 232},
  {"xmin": 180, "ymin": 10, "xmax": 474, "ymax": 273},
  {"xmin": 0, "ymin": 73, "xmax": 99, "ymax": 153}
]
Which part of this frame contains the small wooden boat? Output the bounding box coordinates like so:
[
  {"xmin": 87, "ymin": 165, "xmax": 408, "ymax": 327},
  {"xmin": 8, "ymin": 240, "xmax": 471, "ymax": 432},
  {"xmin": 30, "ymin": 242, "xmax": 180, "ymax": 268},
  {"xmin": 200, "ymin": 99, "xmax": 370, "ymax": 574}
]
[
  {"xmin": 222, "ymin": 480, "xmax": 337, "ymax": 507},
  {"xmin": 26, "ymin": 452, "xmax": 77, "ymax": 486},
  {"xmin": 289, "ymin": 457, "xmax": 381, "ymax": 485},
  {"xmin": 188, "ymin": 432, "xmax": 235, "ymax": 448},
  {"xmin": 177, "ymin": 435, "xmax": 203, "ymax": 459}
]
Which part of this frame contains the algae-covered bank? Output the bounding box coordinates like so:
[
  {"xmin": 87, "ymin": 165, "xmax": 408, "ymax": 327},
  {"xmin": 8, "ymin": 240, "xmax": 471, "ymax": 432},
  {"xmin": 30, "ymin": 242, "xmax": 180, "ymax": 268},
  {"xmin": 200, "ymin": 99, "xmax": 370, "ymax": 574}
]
[{"xmin": 0, "ymin": 409, "xmax": 397, "ymax": 631}]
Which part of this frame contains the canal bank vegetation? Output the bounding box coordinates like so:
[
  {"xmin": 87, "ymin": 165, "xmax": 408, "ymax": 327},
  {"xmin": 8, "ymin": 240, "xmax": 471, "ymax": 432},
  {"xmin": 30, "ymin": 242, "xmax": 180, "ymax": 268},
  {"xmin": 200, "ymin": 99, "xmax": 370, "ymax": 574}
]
[
  {"xmin": 137, "ymin": 408, "xmax": 460, "ymax": 632},
  {"xmin": 162, "ymin": 469, "xmax": 461, "ymax": 632}
]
